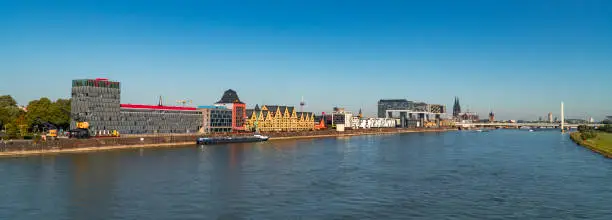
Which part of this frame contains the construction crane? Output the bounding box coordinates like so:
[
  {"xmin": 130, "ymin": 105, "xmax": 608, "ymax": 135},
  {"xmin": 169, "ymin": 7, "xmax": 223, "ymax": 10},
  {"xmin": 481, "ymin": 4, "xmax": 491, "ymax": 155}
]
[{"xmin": 176, "ymin": 99, "xmax": 192, "ymax": 106}]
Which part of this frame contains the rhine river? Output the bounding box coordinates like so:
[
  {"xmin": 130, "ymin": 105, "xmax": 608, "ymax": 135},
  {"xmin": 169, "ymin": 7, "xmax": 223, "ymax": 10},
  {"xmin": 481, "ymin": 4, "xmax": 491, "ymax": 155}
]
[{"xmin": 1, "ymin": 130, "xmax": 612, "ymax": 219}]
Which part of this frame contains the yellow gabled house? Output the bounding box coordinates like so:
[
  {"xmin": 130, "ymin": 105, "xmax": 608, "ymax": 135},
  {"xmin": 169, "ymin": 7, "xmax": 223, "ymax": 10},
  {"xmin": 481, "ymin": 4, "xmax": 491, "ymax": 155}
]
[{"xmin": 246, "ymin": 104, "xmax": 315, "ymax": 132}]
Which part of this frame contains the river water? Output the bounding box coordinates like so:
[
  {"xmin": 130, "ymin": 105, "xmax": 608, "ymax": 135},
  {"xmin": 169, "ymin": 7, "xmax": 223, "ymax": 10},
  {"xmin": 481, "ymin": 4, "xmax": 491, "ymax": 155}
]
[{"xmin": 1, "ymin": 130, "xmax": 611, "ymax": 219}]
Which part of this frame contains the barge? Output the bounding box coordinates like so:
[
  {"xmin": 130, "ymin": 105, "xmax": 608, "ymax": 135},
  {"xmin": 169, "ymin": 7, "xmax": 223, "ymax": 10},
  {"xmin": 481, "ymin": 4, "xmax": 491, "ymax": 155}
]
[{"xmin": 196, "ymin": 134, "xmax": 269, "ymax": 145}]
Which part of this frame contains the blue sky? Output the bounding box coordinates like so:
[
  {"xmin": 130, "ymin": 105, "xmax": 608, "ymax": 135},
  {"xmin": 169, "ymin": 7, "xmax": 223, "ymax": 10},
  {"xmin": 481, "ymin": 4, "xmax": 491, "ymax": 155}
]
[{"xmin": 1, "ymin": 0, "xmax": 611, "ymax": 120}]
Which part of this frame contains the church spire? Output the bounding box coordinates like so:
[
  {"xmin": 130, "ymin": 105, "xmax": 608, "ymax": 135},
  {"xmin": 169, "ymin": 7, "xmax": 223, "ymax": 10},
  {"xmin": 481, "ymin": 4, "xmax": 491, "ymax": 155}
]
[{"xmin": 453, "ymin": 96, "xmax": 461, "ymax": 117}]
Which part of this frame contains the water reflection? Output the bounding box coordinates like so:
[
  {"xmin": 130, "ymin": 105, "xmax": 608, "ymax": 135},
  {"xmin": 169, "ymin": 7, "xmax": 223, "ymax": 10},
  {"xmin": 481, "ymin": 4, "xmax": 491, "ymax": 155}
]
[
  {"xmin": 65, "ymin": 154, "xmax": 117, "ymax": 220},
  {"xmin": 2, "ymin": 130, "xmax": 612, "ymax": 219}
]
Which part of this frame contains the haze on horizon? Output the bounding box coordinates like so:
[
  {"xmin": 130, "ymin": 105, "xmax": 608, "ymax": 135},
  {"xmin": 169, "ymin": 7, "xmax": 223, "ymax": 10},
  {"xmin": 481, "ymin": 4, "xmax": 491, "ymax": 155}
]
[{"xmin": 1, "ymin": 0, "xmax": 610, "ymax": 121}]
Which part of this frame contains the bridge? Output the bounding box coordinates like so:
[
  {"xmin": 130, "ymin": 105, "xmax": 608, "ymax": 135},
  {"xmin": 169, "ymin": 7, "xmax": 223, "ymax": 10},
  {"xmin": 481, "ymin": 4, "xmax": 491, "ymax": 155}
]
[{"xmin": 455, "ymin": 122, "xmax": 604, "ymax": 129}]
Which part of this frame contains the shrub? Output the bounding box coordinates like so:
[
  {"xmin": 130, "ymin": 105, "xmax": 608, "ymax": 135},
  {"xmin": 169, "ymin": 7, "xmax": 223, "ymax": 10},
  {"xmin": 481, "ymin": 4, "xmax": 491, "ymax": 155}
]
[
  {"xmin": 578, "ymin": 125, "xmax": 593, "ymax": 132},
  {"xmin": 598, "ymin": 125, "xmax": 612, "ymax": 133},
  {"xmin": 581, "ymin": 130, "xmax": 598, "ymax": 140}
]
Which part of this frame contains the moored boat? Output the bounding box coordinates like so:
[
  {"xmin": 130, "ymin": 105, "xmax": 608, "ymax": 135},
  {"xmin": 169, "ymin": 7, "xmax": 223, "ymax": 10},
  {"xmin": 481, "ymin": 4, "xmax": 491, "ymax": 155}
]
[{"xmin": 196, "ymin": 134, "xmax": 269, "ymax": 145}]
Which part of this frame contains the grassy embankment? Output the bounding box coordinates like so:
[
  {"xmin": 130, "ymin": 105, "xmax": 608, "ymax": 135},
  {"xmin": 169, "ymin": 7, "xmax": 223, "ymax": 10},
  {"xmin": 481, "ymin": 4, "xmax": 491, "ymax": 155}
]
[{"xmin": 570, "ymin": 131, "xmax": 612, "ymax": 158}]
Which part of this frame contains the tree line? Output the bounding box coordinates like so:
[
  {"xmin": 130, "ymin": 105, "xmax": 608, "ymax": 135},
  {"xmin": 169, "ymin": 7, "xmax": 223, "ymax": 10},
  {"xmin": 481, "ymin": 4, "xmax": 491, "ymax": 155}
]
[
  {"xmin": 0, "ymin": 95, "xmax": 71, "ymax": 139},
  {"xmin": 577, "ymin": 124, "xmax": 612, "ymax": 140}
]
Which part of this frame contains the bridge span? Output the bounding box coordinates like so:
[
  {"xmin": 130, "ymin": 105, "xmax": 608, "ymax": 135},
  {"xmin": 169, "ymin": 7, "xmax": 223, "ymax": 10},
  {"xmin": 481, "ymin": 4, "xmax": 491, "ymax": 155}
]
[{"xmin": 455, "ymin": 122, "xmax": 604, "ymax": 128}]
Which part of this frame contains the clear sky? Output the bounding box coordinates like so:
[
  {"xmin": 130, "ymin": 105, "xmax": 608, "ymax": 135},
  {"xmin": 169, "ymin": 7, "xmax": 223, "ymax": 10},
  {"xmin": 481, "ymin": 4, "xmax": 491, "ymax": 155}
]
[{"xmin": 1, "ymin": 0, "xmax": 611, "ymax": 120}]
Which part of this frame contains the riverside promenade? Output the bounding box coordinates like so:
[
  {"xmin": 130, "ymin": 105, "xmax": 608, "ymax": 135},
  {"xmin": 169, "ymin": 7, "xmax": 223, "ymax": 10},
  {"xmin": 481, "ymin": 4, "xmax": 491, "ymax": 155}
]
[{"xmin": 0, "ymin": 128, "xmax": 455, "ymax": 157}]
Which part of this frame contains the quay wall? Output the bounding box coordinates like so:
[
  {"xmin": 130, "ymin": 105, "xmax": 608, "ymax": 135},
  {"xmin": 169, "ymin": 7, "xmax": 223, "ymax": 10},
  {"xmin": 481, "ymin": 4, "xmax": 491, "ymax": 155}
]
[{"xmin": 0, "ymin": 128, "xmax": 455, "ymax": 157}]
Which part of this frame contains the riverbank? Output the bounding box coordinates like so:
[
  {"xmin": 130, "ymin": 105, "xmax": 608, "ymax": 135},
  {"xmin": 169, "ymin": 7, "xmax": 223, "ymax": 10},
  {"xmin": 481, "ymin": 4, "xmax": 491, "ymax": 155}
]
[
  {"xmin": 0, "ymin": 128, "xmax": 455, "ymax": 158},
  {"xmin": 570, "ymin": 131, "xmax": 612, "ymax": 158}
]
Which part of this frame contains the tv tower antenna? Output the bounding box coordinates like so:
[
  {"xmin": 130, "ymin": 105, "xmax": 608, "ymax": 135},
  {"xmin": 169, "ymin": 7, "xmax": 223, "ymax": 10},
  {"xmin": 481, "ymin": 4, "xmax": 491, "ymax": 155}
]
[{"xmin": 300, "ymin": 96, "xmax": 306, "ymax": 112}]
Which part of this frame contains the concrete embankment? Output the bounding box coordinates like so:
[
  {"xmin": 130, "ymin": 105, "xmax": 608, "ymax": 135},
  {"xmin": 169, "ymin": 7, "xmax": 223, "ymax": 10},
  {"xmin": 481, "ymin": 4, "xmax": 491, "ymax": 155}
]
[
  {"xmin": 570, "ymin": 131, "xmax": 612, "ymax": 159},
  {"xmin": 0, "ymin": 128, "xmax": 455, "ymax": 157}
]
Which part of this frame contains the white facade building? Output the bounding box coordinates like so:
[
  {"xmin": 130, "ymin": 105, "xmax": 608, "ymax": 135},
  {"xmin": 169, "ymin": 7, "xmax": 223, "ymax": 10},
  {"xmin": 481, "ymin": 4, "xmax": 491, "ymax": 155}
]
[{"xmin": 358, "ymin": 118, "xmax": 396, "ymax": 128}]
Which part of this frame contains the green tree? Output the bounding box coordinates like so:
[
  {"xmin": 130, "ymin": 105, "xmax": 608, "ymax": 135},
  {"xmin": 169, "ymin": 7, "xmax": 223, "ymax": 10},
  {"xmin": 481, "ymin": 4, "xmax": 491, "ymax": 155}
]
[
  {"xmin": 578, "ymin": 125, "xmax": 592, "ymax": 132},
  {"xmin": 0, "ymin": 95, "xmax": 23, "ymax": 130},
  {"xmin": 5, "ymin": 123, "xmax": 19, "ymax": 139},
  {"xmin": 49, "ymin": 98, "xmax": 71, "ymax": 130},
  {"xmin": 598, "ymin": 124, "xmax": 612, "ymax": 133},
  {"xmin": 0, "ymin": 95, "xmax": 17, "ymax": 108},
  {"xmin": 581, "ymin": 130, "xmax": 597, "ymax": 140},
  {"xmin": 0, "ymin": 107, "xmax": 8, "ymax": 129},
  {"xmin": 25, "ymin": 97, "xmax": 53, "ymax": 129}
]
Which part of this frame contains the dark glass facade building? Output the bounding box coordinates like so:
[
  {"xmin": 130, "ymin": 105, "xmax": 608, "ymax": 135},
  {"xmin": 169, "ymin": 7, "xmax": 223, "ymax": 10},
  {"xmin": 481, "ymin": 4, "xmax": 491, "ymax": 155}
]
[
  {"xmin": 199, "ymin": 106, "xmax": 232, "ymax": 133},
  {"xmin": 378, "ymin": 99, "xmax": 411, "ymax": 118},
  {"xmin": 214, "ymin": 89, "xmax": 247, "ymax": 131}
]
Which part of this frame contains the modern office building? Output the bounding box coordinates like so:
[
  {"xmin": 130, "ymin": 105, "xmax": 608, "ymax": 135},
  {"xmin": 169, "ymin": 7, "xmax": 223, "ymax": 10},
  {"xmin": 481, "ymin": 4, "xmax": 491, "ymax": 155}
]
[
  {"xmin": 357, "ymin": 118, "xmax": 397, "ymax": 128},
  {"xmin": 70, "ymin": 78, "xmax": 202, "ymax": 135},
  {"xmin": 378, "ymin": 98, "xmax": 447, "ymax": 128},
  {"xmin": 214, "ymin": 89, "xmax": 247, "ymax": 131},
  {"xmin": 198, "ymin": 106, "xmax": 233, "ymax": 133},
  {"xmin": 378, "ymin": 99, "xmax": 411, "ymax": 118}
]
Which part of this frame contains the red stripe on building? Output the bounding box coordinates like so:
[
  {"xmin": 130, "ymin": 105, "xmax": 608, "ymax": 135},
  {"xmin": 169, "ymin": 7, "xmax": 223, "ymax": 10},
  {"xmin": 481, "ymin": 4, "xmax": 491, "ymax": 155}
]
[{"xmin": 120, "ymin": 104, "xmax": 197, "ymax": 111}]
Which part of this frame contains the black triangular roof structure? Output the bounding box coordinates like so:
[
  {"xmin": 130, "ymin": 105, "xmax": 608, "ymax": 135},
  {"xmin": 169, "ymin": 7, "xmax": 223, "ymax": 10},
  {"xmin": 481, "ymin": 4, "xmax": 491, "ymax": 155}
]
[{"xmin": 216, "ymin": 89, "xmax": 244, "ymax": 104}]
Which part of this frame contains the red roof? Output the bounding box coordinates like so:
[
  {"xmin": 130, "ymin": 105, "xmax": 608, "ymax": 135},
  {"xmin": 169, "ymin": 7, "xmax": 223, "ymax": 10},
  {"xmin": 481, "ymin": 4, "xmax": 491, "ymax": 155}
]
[{"xmin": 120, "ymin": 104, "xmax": 197, "ymax": 111}]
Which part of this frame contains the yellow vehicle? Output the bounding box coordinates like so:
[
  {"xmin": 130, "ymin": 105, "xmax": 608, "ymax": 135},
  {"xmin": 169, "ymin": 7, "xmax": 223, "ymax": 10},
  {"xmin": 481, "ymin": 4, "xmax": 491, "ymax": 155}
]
[
  {"xmin": 76, "ymin": 122, "xmax": 89, "ymax": 129},
  {"xmin": 48, "ymin": 129, "xmax": 57, "ymax": 137},
  {"xmin": 424, "ymin": 121, "xmax": 437, "ymax": 128},
  {"xmin": 69, "ymin": 121, "xmax": 91, "ymax": 139}
]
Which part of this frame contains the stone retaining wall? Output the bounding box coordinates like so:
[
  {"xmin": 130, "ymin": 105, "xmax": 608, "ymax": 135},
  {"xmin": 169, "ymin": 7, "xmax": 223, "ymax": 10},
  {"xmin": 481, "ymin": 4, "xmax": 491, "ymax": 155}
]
[{"xmin": 0, "ymin": 128, "xmax": 454, "ymax": 153}]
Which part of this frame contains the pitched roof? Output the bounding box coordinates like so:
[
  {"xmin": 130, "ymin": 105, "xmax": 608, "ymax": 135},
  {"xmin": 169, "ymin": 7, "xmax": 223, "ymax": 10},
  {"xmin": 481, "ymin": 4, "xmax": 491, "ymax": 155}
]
[
  {"xmin": 297, "ymin": 112, "xmax": 314, "ymax": 118},
  {"xmin": 266, "ymin": 105, "xmax": 280, "ymax": 113},
  {"xmin": 262, "ymin": 105, "xmax": 294, "ymax": 112},
  {"xmin": 216, "ymin": 89, "xmax": 244, "ymax": 104}
]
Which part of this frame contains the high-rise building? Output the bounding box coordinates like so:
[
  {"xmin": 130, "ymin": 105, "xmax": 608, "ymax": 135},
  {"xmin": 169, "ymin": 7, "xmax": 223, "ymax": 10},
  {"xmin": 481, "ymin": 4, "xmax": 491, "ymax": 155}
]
[
  {"xmin": 70, "ymin": 78, "xmax": 121, "ymax": 133},
  {"xmin": 548, "ymin": 112, "xmax": 553, "ymax": 123},
  {"xmin": 452, "ymin": 97, "xmax": 461, "ymax": 117}
]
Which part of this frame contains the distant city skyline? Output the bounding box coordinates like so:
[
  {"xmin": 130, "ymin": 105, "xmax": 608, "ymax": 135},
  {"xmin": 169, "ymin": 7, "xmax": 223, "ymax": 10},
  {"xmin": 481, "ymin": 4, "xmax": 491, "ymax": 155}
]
[{"xmin": 1, "ymin": 0, "xmax": 610, "ymax": 120}]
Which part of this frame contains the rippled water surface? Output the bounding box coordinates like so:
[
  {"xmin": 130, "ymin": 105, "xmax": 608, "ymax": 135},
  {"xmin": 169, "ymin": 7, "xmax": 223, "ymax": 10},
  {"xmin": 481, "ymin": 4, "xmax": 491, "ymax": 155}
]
[{"xmin": 1, "ymin": 130, "xmax": 612, "ymax": 219}]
